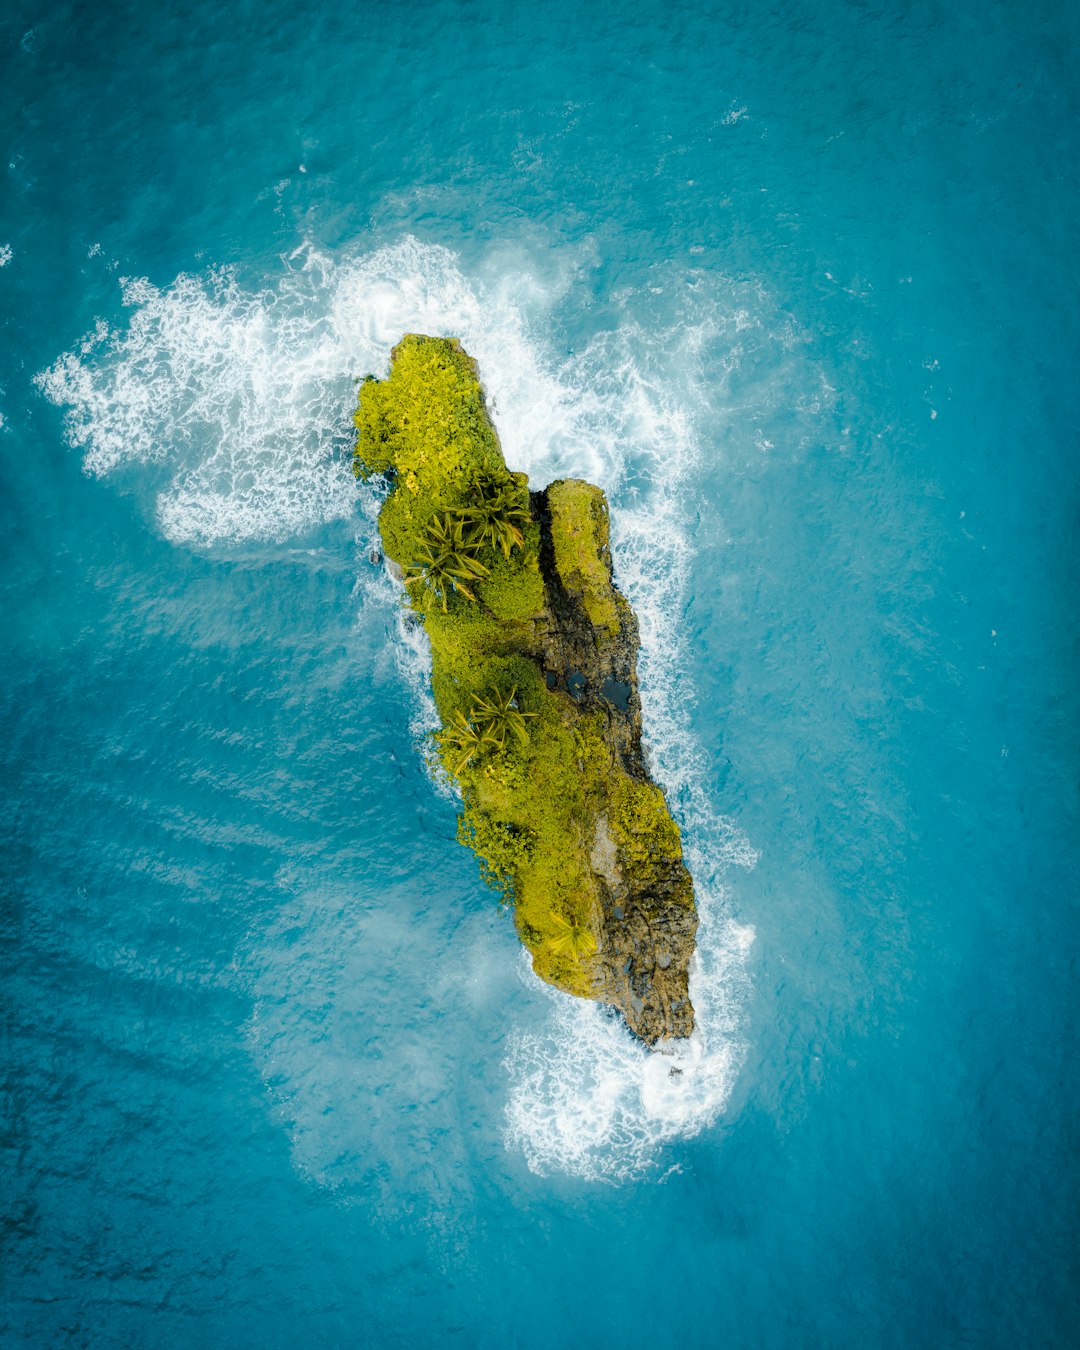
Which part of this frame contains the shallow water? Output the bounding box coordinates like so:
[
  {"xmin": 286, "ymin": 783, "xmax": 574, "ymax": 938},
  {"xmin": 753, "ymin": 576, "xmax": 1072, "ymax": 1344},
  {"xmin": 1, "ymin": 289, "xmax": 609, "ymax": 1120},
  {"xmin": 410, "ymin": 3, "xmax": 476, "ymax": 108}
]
[{"xmin": 2, "ymin": 1, "xmax": 1078, "ymax": 1346}]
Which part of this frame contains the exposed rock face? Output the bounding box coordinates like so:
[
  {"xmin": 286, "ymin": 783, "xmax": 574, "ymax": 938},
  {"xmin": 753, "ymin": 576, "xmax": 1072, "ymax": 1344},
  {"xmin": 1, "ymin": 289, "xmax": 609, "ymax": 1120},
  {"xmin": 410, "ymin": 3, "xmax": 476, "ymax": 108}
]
[{"xmin": 527, "ymin": 482, "xmax": 698, "ymax": 1043}]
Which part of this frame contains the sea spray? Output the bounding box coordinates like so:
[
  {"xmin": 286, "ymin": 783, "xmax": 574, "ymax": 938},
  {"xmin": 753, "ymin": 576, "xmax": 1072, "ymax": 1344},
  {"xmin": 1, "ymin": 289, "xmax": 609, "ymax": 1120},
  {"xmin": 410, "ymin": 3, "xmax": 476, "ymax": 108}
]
[{"xmin": 37, "ymin": 235, "xmax": 830, "ymax": 1180}]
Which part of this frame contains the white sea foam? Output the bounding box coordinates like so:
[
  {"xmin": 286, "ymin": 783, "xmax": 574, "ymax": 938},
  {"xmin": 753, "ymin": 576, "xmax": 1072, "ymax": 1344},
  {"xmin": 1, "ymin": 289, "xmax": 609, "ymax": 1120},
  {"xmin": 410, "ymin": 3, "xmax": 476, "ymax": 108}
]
[
  {"xmin": 38, "ymin": 236, "xmax": 829, "ymax": 1182},
  {"xmin": 0, "ymin": 244, "xmax": 12, "ymax": 268},
  {"xmin": 500, "ymin": 315, "xmax": 765, "ymax": 1180},
  {"xmin": 36, "ymin": 237, "xmax": 596, "ymax": 544},
  {"xmin": 36, "ymin": 262, "xmax": 359, "ymax": 543}
]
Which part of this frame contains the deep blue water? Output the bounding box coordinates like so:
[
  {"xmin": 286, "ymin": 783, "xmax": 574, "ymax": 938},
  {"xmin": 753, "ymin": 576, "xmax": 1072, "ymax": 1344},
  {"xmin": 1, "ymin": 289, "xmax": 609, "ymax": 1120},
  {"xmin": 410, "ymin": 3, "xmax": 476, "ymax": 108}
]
[{"xmin": 2, "ymin": 1, "xmax": 1078, "ymax": 1346}]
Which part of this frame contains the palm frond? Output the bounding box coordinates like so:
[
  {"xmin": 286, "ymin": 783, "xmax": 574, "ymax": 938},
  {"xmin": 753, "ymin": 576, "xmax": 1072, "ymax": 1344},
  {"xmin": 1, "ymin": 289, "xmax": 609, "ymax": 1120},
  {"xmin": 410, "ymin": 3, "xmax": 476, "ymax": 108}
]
[
  {"xmin": 548, "ymin": 911, "xmax": 598, "ymax": 959},
  {"xmin": 438, "ymin": 685, "xmax": 537, "ymax": 774},
  {"xmin": 404, "ymin": 512, "xmax": 490, "ymax": 611},
  {"xmin": 459, "ymin": 474, "xmax": 531, "ymax": 560}
]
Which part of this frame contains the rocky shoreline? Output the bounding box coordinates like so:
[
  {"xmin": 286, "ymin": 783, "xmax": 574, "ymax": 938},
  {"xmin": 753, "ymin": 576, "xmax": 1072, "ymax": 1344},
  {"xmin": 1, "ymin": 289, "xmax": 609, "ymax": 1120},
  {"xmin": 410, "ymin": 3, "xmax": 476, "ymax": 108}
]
[{"xmin": 524, "ymin": 481, "xmax": 698, "ymax": 1041}]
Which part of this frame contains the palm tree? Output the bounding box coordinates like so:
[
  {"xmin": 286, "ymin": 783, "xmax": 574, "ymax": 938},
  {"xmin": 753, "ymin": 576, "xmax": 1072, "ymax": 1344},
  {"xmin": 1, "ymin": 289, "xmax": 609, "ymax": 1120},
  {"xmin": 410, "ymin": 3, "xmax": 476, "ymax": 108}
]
[
  {"xmin": 403, "ymin": 512, "xmax": 489, "ymax": 613},
  {"xmin": 440, "ymin": 708, "xmax": 501, "ymax": 774},
  {"xmin": 439, "ymin": 685, "xmax": 536, "ymax": 773},
  {"xmin": 467, "ymin": 685, "xmax": 535, "ymax": 753},
  {"xmin": 459, "ymin": 474, "xmax": 531, "ymax": 560},
  {"xmin": 548, "ymin": 911, "xmax": 598, "ymax": 959}
]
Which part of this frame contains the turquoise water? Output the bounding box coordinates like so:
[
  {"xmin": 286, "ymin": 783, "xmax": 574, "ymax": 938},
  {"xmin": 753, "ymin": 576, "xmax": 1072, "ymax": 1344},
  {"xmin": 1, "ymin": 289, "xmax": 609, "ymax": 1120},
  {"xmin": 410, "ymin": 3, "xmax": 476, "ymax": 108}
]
[{"xmin": 2, "ymin": 1, "xmax": 1078, "ymax": 1345}]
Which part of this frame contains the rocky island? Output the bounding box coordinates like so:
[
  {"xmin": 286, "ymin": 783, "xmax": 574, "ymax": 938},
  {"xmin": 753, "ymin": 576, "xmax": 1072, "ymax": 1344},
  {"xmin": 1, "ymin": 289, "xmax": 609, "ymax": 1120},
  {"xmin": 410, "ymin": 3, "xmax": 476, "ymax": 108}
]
[{"xmin": 355, "ymin": 335, "xmax": 698, "ymax": 1043}]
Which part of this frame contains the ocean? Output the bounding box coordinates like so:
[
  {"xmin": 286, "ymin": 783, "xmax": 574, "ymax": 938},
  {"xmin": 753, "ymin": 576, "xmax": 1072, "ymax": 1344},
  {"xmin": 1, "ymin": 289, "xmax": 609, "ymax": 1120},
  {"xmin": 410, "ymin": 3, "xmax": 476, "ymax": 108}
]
[{"xmin": 1, "ymin": 1, "xmax": 1077, "ymax": 1345}]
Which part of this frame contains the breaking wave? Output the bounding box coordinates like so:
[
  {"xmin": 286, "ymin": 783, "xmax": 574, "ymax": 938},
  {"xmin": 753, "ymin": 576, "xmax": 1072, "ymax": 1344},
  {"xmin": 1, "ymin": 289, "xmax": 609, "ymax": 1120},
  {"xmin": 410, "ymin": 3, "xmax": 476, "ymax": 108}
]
[{"xmin": 38, "ymin": 235, "xmax": 830, "ymax": 1181}]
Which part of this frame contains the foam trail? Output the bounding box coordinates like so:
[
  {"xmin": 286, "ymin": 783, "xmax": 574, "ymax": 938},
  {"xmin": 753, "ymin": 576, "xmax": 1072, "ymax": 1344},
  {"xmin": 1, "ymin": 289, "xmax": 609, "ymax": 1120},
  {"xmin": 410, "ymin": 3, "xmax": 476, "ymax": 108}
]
[
  {"xmin": 503, "ymin": 316, "xmax": 766, "ymax": 1180},
  {"xmin": 39, "ymin": 237, "xmax": 830, "ymax": 1182},
  {"xmin": 35, "ymin": 239, "xmax": 598, "ymax": 544}
]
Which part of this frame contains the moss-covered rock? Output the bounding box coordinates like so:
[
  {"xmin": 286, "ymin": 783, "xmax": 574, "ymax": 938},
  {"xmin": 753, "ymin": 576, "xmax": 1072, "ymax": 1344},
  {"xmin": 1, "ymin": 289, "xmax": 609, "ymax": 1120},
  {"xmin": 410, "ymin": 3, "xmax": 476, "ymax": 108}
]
[
  {"xmin": 354, "ymin": 334, "xmax": 698, "ymax": 1043},
  {"xmin": 547, "ymin": 479, "xmax": 621, "ymax": 635}
]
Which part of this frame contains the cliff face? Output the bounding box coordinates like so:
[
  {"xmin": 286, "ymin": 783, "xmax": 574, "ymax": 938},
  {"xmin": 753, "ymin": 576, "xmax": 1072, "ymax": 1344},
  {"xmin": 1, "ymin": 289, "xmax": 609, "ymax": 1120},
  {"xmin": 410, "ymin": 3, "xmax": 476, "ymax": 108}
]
[
  {"xmin": 528, "ymin": 482, "xmax": 697, "ymax": 1041},
  {"xmin": 355, "ymin": 334, "xmax": 697, "ymax": 1044}
]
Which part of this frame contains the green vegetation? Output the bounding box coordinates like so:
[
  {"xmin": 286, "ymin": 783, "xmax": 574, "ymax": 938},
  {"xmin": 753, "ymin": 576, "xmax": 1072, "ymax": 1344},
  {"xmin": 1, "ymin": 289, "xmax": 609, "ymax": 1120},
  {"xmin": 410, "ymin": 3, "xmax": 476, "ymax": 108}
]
[
  {"xmin": 459, "ymin": 473, "xmax": 531, "ymax": 560},
  {"xmin": 609, "ymin": 776, "xmax": 683, "ymax": 878},
  {"xmin": 439, "ymin": 686, "xmax": 536, "ymax": 773},
  {"xmin": 402, "ymin": 512, "xmax": 489, "ymax": 612},
  {"xmin": 547, "ymin": 479, "xmax": 621, "ymax": 635},
  {"xmin": 548, "ymin": 911, "xmax": 598, "ymax": 960},
  {"xmin": 354, "ymin": 334, "xmax": 691, "ymax": 1002}
]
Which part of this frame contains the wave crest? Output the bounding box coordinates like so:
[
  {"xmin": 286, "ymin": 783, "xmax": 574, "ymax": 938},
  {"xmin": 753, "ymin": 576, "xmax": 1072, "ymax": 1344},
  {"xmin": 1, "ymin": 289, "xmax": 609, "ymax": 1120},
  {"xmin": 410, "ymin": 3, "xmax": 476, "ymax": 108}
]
[{"xmin": 39, "ymin": 236, "xmax": 833, "ymax": 1181}]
